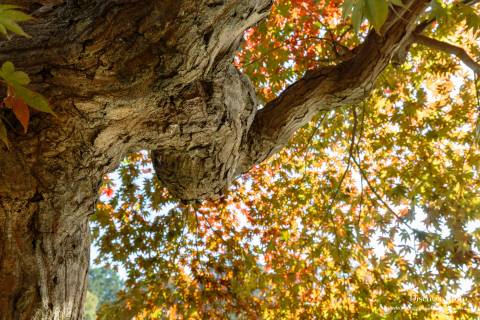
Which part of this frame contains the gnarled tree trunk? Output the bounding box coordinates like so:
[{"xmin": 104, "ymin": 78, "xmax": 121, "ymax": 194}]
[{"xmin": 0, "ymin": 0, "xmax": 428, "ymax": 318}]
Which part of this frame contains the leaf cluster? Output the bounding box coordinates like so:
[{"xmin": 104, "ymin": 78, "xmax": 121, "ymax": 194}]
[
  {"xmin": 91, "ymin": 1, "xmax": 480, "ymax": 319},
  {"xmin": 0, "ymin": 5, "xmax": 53, "ymax": 147}
]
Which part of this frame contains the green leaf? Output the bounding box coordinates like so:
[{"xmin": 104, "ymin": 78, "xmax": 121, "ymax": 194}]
[
  {"xmin": 342, "ymin": 0, "xmax": 355, "ymax": 19},
  {"xmin": 1, "ymin": 60, "xmax": 13, "ymax": 73},
  {"xmin": 0, "ymin": 61, "xmax": 53, "ymax": 114},
  {"xmin": 0, "ymin": 5, "xmax": 23, "ymax": 10},
  {"xmin": 0, "ymin": 19, "xmax": 29, "ymax": 37},
  {"xmin": 0, "ymin": 61, "xmax": 30, "ymax": 85},
  {"xmin": 352, "ymin": 0, "xmax": 365, "ymax": 33},
  {"xmin": 13, "ymin": 85, "xmax": 54, "ymax": 115},
  {"xmin": 365, "ymin": 0, "xmax": 389, "ymax": 33},
  {"xmin": 276, "ymin": 3, "xmax": 290, "ymax": 17},
  {"xmin": 0, "ymin": 10, "xmax": 31, "ymax": 22},
  {"xmin": 0, "ymin": 6, "xmax": 31, "ymax": 38},
  {"xmin": 430, "ymin": 0, "xmax": 448, "ymax": 23}
]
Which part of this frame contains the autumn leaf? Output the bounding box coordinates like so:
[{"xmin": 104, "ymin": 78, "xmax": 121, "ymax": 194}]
[
  {"xmin": 90, "ymin": 1, "xmax": 480, "ymax": 318},
  {"xmin": 4, "ymin": 86, "xmax": 29, "ymax": 133},
  {"xmin": 102, "ymin": 187, "xmax": 114, "ymax": 198},
  {"xmin": 0, "ymin": 61, "xmax": 54, "ymax": 115}
]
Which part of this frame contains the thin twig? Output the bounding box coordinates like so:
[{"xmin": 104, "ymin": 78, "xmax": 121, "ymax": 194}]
[
  {"xmin": 351, "ymin": 156, "xmax": 417, "ymax": 233},
  {"xmin": 302, "ymin": 111, "xmax": 329, "ymax": 178},
  {"xmin": 413, "ymin": 34, "xmax": 480, "ymax": 74},
  {"xmin": 356, "ymin": 103, "xmax": 366, "ymax": 229},
  {"xmin": 193, "ymin": 207, "xmax": 206, "ymax": 275},
  {"xmin": 242, "ymin": 35, "xmax": 352, "ymax": 68},
  {"xmin": 328, "ymin": 106, "xmax": 358, "ymax": 212},
  {"xmin": 197, "ymin": 209, "xmax": 230, "ymax": 248}
]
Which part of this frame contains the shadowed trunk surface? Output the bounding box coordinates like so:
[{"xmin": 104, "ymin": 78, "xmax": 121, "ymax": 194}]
[{"xmin": 0, "ymin": 0, "xmax": 428, "ymax": 318}]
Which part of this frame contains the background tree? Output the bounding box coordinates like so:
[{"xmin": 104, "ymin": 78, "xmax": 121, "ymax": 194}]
[
  {"xmin": 83, "ymin": 291, "xmax": 98, "ymax": 320},
  {"xmin": 0, "ymin": 0, "xmax": 479, "ymax": 319},
  {"xmin": 87, "ymin": 267, "xmax": 123, "ymax": 308}
]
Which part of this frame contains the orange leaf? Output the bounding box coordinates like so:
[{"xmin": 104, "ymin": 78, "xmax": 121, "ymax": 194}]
[
  {"xmin": 4, "ymin": 87, "xmax": 29, "ymax": 133},
  {"xmin": 102, "ymin": 187, "xmax": 114, "ymax": 198},
  {"xmin": 3, "ymin": 85, "xmax": 15, "ymax": 107}
]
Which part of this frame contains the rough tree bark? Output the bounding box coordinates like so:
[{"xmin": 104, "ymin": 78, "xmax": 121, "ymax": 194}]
[{"xmin": 0, "ymin": 0, "xmax": 429, "ymax": 319}]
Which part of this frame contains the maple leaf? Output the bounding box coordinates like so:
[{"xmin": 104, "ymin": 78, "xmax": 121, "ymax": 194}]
[
  {"xmin": 89, "ymin": 1, "xmax": 480, "ymax": 318},
  {"xmin": 0, "ymin": 4, "xmax": 32, "ymax": 38},
  {"xmin": 0, "ymin": 61, "xmax": 54, "ymax": 115},
  {"xmin": 4, "ymin": 86, "xmax": 29, "ymax": 133},
  {"xmin": 102, "ymin": 188, "xmax": 114, "ymax": 198}
]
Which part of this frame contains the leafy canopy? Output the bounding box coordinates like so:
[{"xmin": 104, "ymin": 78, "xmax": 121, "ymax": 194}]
[{"xmin": 91, "ymin": 0, "xmax": 480, "ymax": 319}]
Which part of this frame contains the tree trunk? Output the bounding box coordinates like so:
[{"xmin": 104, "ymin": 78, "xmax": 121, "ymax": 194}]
[
  {"xmin": 0, "ymin": 173, "xmax": 91, "ymax": 320},
  {"xmin": 0, "ymin": 0, "xmax": 428, "ymax": 318}
]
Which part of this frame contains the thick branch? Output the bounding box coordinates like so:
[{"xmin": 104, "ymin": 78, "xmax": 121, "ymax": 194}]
[
  {"xmin": 239, "ymin": 0, "xmax": 430, "ymax": 173},
  {"xmin": 413, "ymin": 34, "xmax": 480, "ymax": 74}
]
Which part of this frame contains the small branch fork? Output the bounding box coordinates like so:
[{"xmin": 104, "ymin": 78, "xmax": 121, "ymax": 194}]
[
  {"xmin": 405, "ymin": 0, "xmax": 480, "ymax": 74},
  {"xmin": 412, "ymin": 34, "xmax": 480, "ymax": 74}
]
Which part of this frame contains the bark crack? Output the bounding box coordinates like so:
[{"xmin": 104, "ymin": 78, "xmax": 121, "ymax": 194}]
[{"xmin": 0, "ymin": 0, "xmax": 439, "ymax": 318}]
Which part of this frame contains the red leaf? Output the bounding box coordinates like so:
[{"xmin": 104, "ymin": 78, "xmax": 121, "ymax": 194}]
[
  {"xmin": 102, "ymin": 187, "xmax": 114, "ymax": 198},
  {"xmin": 13, "ymin": 99, "xmax": 29, "ymax": 133},
  {"xmin": 4, "ymin": 86, "xmax": 30, "ymax": 133}
]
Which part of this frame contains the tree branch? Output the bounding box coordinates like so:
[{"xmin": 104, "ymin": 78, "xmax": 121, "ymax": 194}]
[
  {"xmin": 413, "ymin": 34, "xmax": 480, "ymax": 74},
  {"xmin": 238, "ymin": 0, "xmax": 430, "ymax": 174}
]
